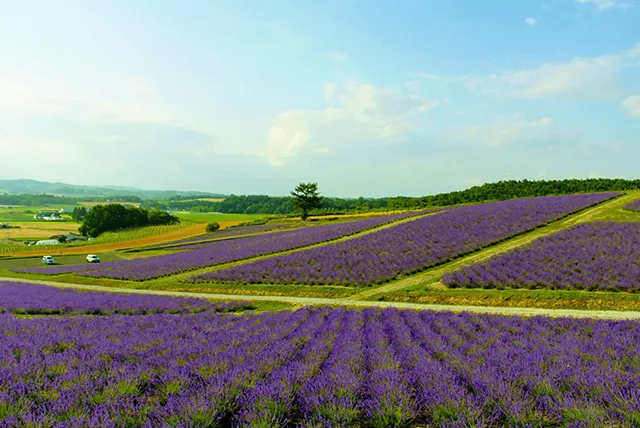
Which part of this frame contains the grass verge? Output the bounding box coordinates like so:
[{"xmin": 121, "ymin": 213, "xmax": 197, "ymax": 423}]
[{"xmin": 376, "ymin": 287, "xmax": 640, "ymax": 311}]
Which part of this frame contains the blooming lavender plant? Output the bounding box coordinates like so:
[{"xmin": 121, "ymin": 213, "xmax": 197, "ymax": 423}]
[
  {"xmin": 625, "ymin": 199, "xmax": 640, "ymax": 211},
  {"xmin": 13, "ymin": 211, "xmax": 429, "ymax": 280},
  {"xmin": 195, "ymin": 193, "xmax": 619, "ymax": 286},
  {"xmin": 0, "ymin": 281, "xmax": 251, "ymax": 314},
  {"xmin": 443, "ymin": 221, "xmax": 640, "ymax": 291},
  {"xmin": 0, "ymin": 307, "xmax": 638, "ymax": 426}
]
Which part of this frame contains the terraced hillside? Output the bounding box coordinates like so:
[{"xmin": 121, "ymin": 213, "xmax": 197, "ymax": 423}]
[{"xmin": 4, "ymin": 191, "xmax": 640, "ymax": 313}]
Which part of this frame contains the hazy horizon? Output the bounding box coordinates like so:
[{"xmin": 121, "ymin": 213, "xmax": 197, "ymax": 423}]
[{"xmin": 1, "ymin": 0, "xmax": 639, "ymax": 198}]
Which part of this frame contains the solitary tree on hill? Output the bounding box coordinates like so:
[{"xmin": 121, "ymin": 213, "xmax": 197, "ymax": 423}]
[{"xmin": 291, "ymin": 182, "xmax": 322, "ymax": 221}]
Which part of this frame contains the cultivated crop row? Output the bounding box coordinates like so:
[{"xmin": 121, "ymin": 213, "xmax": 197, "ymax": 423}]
[
  {"xmin": 443, "ymin": 221, "xmax": 640, "ymax": 291},
  {"xmin": 0, "ymin": 281, "xmax": 250, "ymax": 315},
  {"xmin": 626, "ymin": 199, "xmax": 640, "ymax": 211},
  {"xmin": 194, "ymin": 193, "xmax": 619, "ymax": 286},
  {"xmin": 1, "ymin": 306, "xmax": 638, "ymax": 426},
  {"xmin": 15, "ymin": 211, "xmax": 429, "ymax": 280}
]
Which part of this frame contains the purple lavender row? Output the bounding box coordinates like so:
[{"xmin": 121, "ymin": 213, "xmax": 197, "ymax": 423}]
[
  {"xmin": 169, "ymin": 212, "xmax": 434, "ymax": 248},
  {"xmin": 626, "ymin": 199, "xmax": 640, "ymax": 211},
  {"xmin": 172, "ymin": 210, "xmax": 435, "ymax": 251},
  {"xmin": 443, "ymin": 221, "xmax": 640, "ymax": 291},
  {"xmin": 0, "ymin": 281, "xmax": 251, "ymax": 314},
  {"xmin": 1, "ymin": 307, "xmax": 638, "ymax": 426},
  {"xmin": 195, "ymin": 193, "xmax": 619, "ymax": 286},
  {"xmin": 12, "ymin": 210, "xmax": 431, "ymax": 280}
]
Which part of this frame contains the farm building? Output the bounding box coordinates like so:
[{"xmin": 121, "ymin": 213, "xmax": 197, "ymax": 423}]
[
  {"xmin": 49, "ymin": 232, "xmax": 87, "ymax": 243},
  {"xmin": 59, "ymin": 208, "xmax": 74, "ymax": 214},
  {"xmin": 34, "ymin": 212, "xmax": 64, "ymax": 221},
  {"xmin": 35, "ymin": 239, "xmax": 61, "ymax": 246}
]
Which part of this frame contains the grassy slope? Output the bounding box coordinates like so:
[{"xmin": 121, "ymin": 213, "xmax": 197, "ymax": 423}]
[{"xmin": 174, "ymin": 212, "xmax": 265, "ymax": 223}]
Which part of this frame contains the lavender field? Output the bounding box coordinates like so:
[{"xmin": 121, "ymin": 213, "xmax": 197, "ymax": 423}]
[
  {"xmin": 626, "ymin": 199, "xmax": 640, "ymax": 211},
  {"xmin": 443, "ymin": 222, "xmax": 640, "ymax": 291},
  {"xmin": 14, "ymin": 211, "xmax": 426, "ymax": 281},
  {"xmin": 195, "ymin": 193, "xmax": 619, "ymax": 286},
  {"xmin": 0, "ymin": 306, "xmax": 638, "ymax": 426},
  {"xmin": 0, "ymin": 281, "xmax": 251, "ymax": 315}
]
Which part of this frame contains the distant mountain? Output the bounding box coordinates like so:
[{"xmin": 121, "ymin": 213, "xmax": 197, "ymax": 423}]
[{"xmin": 0, "ymin": 179, "xmax": 226, "ymax": 200}]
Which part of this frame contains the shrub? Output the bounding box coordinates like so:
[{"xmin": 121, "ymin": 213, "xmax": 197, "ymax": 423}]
[{"xmin": 206, "ymin": 222, "xmax": 220, "ymax": 233}]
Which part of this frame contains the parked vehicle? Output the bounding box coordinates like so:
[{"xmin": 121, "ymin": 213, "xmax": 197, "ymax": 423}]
[
  {"xmin": 86, "ymin": 254, "xmax": 101, "ymax": 263},
  {"xmin": 41, "ymin": 256, "xmax": 55, "ymax": 265}
]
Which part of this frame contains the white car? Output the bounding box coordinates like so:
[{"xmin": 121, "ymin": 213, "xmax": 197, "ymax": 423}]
[
  {"xmin": 41, "ymin": 256, "xmax": 55, "ymax": 265},
  {"xmin": 86, "ymin": 254, "xmax": 101, "ymax": 263}
]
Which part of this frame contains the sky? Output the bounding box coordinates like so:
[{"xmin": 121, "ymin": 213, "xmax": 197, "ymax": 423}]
[{"xmin": 1, "ymin": 0, "xmax": 639, "ymax": 197}]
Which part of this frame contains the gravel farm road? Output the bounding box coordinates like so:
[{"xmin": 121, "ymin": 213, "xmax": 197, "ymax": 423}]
[{"xmin": 2, "ymin": 277, "xmax": 640, "ymax": 320}]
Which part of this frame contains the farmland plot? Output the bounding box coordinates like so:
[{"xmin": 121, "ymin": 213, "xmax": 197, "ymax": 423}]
[
  {"xmin": 443, "ymin": 221, "xmax": 640, "ymax": 291},
  {"xmin": 159, "ymin": 222, "xmax": 310, "ymax": 247},
  {"xmin": 0, "ymin": 305, "xmax": 638, "ymax": 426},
  {"xmin": 195, "ymin": 193, "xmax": 619, "ymax": 286},
  {"xmin": 13, "ymin": 211, "xmax": 429, "ymax": 280},
  {"xmin": 0, "ymin": 281, "xmax": 250, "ymax": 315},
  {"xmin": 626, "ymin": 199, "xmax": 640, "ymax": 211}
]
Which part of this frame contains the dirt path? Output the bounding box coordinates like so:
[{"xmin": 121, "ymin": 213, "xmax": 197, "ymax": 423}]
[
  {"xmin": 349, "ymin": 193, "xmax": 638, "ymax": 301},
  {"xmin": 2, "ymin": 277, "xmax": 640, "ymax": 320}
]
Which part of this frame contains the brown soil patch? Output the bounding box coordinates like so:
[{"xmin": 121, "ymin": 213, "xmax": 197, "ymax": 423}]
[
  {"xmin": 4, "ymin": 223, "xmax": 207, "ymax": 257},
  {"xmin": 217, "ymin": 220, "xmax": 245, "ymax": 230}
]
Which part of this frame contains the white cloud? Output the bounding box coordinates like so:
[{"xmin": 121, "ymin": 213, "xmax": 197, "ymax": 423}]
[
  {"xmin": 415, "ymin": 44, "xmax": 640, "ymax": 100},
  {"xmin": 576, "ymin": 0, "xmax": 630, "ymax": 10},
  {"xmin": 622, "ymin": 95, "xmax": 640, "ymax": 116},
  {"xmin": 0, "ymin": 75, "xmax": 215, "ymax": 138},
  {"xmin": 459, "ymin": 43, "xmax": 640, "ymax": 100},
  {"xmin": 266, "ymin": 83, "xmax": 438, "ymax": 166},
  {"xmin": 525, "ymin": 17, "xmax": 537, "ymax": 25},
  {"xmin": 500, "ymin": 54, "xmax": 624, "ymax": 98},
  {"xmin": 448, "ymin": 113, "xmax": 553, "ymax": 147}
]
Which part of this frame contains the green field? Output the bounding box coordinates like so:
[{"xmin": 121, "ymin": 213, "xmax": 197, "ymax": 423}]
[
  {"xmin": 0, "ymin": 222, "xmax": 199, "ymax": 255},
  {"xmin": 0, "ymin": 206, "xmax": 76, "ymax": 223},
  {"xmin": 173, "ymin": 212, "xmax": 267, "ymax": 223}
]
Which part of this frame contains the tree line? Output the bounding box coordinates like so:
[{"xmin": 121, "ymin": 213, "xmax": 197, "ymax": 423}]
[
  {"xmin": 78, "ymin": 205, "xmax": 179, "ymax": 237},
  {"xmin": 392, "ymin": 178, "xmax": 640, "ymax": 209},
  {"xmin": 3, "ymin": 178, "xmax": 639, "ymax": 215},
  {"xmin": 0, "ymin": 194, "xmax": 142, "ymax": 206},
  {"xmin": 142, "ymin": 178, "xmax": 640, "ymax": 215}
]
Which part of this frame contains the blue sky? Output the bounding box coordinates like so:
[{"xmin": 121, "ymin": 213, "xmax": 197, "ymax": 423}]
[{"xmin": 1, "ymin": 0, "xmax": 639, "ymax": 197}]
